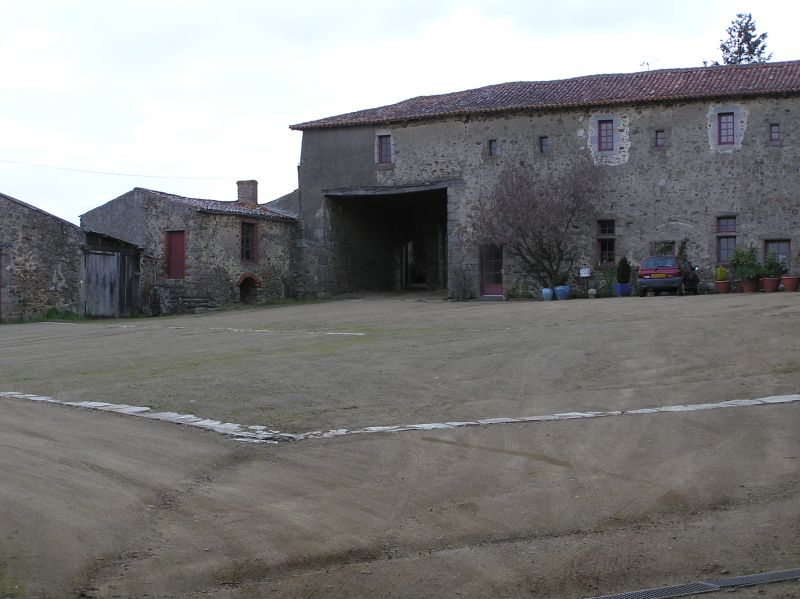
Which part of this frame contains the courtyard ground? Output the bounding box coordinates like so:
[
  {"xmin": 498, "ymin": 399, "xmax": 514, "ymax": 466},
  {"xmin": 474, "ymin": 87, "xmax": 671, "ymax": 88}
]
[{"xmin": 0, "ymin": 292, "xmax": 798, "ymax": 597}]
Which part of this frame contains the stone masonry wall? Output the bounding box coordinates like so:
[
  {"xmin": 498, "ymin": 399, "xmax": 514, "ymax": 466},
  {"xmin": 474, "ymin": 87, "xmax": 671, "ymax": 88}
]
[
  {"xmin": 0, "ymin": 197, "xmax": 84, "ymax": 321},
  {"xmin": 297, "ymin": 94, "xmax": 800, "ymax": 296}
]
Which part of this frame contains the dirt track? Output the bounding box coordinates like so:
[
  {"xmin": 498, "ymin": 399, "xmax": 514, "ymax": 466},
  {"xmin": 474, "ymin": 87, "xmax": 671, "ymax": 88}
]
[{"xmin": 1, "ymin": 293, "xmax": 799, "ymax": 597}]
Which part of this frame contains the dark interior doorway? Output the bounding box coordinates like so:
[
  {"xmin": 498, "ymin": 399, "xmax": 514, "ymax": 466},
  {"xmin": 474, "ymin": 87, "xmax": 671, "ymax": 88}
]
[
  {"xmin": 327, "ymin": 188, "xmax": 448, "ymax": 293},
  {"xmin": 239, "ymin": 277, "xmax": 258, "ymax": 304}
]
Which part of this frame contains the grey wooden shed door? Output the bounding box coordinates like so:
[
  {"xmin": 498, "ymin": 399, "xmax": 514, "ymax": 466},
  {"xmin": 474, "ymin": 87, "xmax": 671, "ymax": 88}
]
[{"xmin": 85, "ymin": 251, "xmax": 119, "ymax": 318}]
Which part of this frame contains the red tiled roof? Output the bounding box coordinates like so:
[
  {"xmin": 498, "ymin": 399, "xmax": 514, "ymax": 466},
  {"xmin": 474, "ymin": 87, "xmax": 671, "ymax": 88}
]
[
  {"xmin": 291, "ymin": 61, "xmax": 800, "ymax": 130},
  {"xmin": 139, "ymin": 188, "xmax": 298, "ymax": 220}
]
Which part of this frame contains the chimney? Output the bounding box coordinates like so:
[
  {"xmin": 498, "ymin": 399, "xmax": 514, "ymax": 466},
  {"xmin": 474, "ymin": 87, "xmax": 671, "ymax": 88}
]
[{"xmin": 237, "ymin": 180, "xmax": 258, "ymax": 206}]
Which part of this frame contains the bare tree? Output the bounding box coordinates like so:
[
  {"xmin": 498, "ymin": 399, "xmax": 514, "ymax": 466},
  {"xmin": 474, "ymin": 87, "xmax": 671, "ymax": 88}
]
[{"xmin": 465, "ymin": 163, "xmax": 599, "ymax": 290}]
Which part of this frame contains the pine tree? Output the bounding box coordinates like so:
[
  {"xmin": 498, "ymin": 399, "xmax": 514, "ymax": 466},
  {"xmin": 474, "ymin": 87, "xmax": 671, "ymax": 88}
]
[{"xmin": 718, "ymin": 13, "xmax": 772, "ymax": 65}]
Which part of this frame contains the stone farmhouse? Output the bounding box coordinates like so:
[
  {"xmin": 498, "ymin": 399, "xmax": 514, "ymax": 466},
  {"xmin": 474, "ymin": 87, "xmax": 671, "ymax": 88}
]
[
  {"xmin": 281, "ymin": 60, "xmax": 800, "ymax": 298},
  {"xmin": 1, "ymin": 192, "xmax": 141, "ymax": 321},
  {"xmin": 81, "ymin": 181, "xmax": 299, "ymax": 313}
]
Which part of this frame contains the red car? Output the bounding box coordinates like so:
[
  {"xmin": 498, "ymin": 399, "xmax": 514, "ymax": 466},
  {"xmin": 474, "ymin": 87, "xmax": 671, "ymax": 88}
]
[{"xmin": 637, "ymin": 255, "xmax": 699, "ymax": 296}]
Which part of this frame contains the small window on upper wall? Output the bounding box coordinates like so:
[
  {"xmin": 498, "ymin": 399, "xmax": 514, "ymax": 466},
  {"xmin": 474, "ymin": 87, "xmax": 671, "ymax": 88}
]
[
  {"xmin": 655, "ymin": 129, "xmax": 667, "ymax": 148},
  {"xmin": 769, "ymin": 123, "xmax": 781, "ymax": 143},
  {"xmin": 376, "ymin": 134, "xmax": 393, "ymax": 164},
  {"xmin": 598, "ymin": 120, "xmax": 614, "ymax": 151},
  {"xmin": 718, "ymin": 113, "xmax": 735, "ymax": 145},
  {"xmin": 538, "ymin": 136, "xmax": 550, "ymax": 154},
  {"xmin": 488, "ymin": 139, "xmax": 500, "ymax": 156}
]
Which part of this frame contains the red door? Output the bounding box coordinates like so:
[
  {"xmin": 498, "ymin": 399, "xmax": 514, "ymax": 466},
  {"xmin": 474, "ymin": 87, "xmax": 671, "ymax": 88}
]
[
  {"xmin": 480, "ymin": 245, "xmax": 503, "ymax": 296},
  {"xmin": 166, "ymin": 231, "xmax": 185, "ymax": 279}
]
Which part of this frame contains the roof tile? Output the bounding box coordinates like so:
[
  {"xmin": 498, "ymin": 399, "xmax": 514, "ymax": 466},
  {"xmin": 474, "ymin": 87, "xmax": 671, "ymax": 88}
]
[{"xmin": 291, "ymin": 61, "xmax": 800, "ymax": 130}]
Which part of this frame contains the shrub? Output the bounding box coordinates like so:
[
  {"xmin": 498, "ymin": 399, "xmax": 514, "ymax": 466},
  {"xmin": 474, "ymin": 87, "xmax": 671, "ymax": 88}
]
[
  {"xmin": 616, "ymin": 257, "xmax": 631, "ymax": 284},
  {"xmin": 729, "ymin": 246, "xmax": 761, "ymax": 281}
]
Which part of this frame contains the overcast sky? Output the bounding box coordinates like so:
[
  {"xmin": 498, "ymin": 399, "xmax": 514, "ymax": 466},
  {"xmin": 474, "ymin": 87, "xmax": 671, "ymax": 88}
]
[{"xmin": 2, "ymin": 1, "xmax": 799, "ymax": 224}]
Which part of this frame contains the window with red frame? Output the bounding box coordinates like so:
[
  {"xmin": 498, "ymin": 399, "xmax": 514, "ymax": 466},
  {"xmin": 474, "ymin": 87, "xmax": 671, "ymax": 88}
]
[
  {"xmin": 376, "ymin": 135, "xmax": 392, "ymax": 164},
  {"xmin": 718, "ymin": 113, "xmax": 735, "ymax": 145},
  {"xmin": 598, "ymin": 120, "xmax": 614, "ymax": 151}
]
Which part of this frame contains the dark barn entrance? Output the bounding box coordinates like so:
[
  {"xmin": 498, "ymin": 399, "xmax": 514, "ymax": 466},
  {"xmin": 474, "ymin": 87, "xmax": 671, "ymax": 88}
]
[{"xmin": 327, "ymin": 187, "xmax": 448, "ymax": 293}]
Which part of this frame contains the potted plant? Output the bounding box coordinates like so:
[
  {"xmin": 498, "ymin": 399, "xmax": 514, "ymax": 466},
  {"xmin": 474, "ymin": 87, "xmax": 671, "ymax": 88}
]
[
  {"xmin": 715, "ymin": 265, "xmax": 731, "ymax": 294},
  {"xmin": 729, "ymin": 246, "xmax": 761, "ymax": 292},
  {"xmin": 614, "ymin": 257, "xmax": 633, "ymax": 297},
  {"xmin": 781, "ymin": 271, "xmax": 800, "ymax": 292},
  {"xmin": 554, "ymin": 274, "xmax": 571, "ymax": 300},
  {"xmin": 761, "ymin": 251, "xmax": 785, "ymax": 292}
]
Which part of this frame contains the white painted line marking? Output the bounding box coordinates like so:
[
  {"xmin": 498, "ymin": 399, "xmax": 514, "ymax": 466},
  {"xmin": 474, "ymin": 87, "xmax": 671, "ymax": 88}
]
[{"xmin": 2, "ymin": 391, "xmax": 798, "ymax": 445}]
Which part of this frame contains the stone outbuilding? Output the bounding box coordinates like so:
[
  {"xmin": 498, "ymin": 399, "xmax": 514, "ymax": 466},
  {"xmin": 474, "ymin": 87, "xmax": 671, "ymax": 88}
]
[
  {"xmin": 283, "ymin": 60, "xmax": 800, "ymax": 298},
  {"xmin": 1, "ymin": 192, "xmax": 145, "ymax": 321},
  {"xmin": 81, "ymin": 181, "xmax": 299, "ymax": 313},
  {"xmin": 0, "ymin": 192, "xmax": 86, "ymax": 321}
]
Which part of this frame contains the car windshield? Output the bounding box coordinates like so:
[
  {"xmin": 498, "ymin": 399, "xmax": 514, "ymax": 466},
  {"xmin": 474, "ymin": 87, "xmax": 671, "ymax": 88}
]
[{"xmin": 641, "ymin": 256, "xmax": 678, "ymax": 269}]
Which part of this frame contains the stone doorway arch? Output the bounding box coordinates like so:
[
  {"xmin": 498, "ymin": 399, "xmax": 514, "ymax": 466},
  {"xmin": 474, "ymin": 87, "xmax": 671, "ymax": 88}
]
[{"xmin": 237, "ymin": 273, "xmax": 261, "ymax": 304}]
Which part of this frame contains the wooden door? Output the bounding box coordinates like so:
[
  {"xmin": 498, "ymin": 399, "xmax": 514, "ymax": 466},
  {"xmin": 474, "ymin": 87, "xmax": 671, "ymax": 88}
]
[
  {"xmin": 166, "ymin": 231, "xmax": 185, "ymax": 279},
  {"xmin": 85, "ymin": 251, "xmax": 119, "ymax": 318},
  {"xmin": 480, "ymin": 245, "xmax": 504, "ymax": 296}
]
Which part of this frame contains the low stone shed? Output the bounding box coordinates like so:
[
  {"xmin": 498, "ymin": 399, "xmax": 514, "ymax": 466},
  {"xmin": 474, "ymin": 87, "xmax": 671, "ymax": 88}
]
[{"xmin": 81, "ymin": 181, "xmax": 300, "ymax": 313}]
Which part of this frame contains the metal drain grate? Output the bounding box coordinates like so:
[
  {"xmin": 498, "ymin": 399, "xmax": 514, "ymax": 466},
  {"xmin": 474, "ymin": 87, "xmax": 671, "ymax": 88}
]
[
  {"xmin": 587, "ymin": 567, "xmax": 800, "ymax": 599},
  {"xmin": 589, "ymin": 582, "xmax": 718, "ymax": 599},
  {"xmin": 706, "ymin": 567, "xmax": 800, "ymax": 588}
]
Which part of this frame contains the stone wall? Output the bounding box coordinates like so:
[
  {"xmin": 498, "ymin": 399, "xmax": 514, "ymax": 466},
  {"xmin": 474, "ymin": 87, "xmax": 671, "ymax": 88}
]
[
  {"xmin": 296, "ymin": 94, "xmax": 800, "ymax": 296},
  {"xmin": 0, "ymin": 196, "xmax": 85, "ymax": 321}
]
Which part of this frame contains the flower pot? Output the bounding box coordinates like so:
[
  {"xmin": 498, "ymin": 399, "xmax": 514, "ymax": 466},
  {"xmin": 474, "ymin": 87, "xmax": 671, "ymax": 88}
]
[
  {"xmin": 738, "ymin": 279, "xmax": 759, "ymax": 293},
  {"xmin": 554, "ymin": 285, "xmax": 571, "ymax": 300},
  {"xmin": 761, "ymin": 277, "xmax": 780, "ymax": 292},
  {"xmin": 781, "ymin": 275, "xmax": 800, "ymax": 292},
  {"xmin": 715, "ymin": 280, "xmax": 731, "ymax": 294},
  {"xmin": 540, "ymin": 288, "xmax": 553, "ymax": 301},
  {"xmin": 614, "ymin": 282, "xmax": 632, "ymax": 297}
]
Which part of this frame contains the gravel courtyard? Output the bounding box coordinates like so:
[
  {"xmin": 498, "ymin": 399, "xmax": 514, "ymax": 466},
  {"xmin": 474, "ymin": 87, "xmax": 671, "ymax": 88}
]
[{"xmin": 1, "ymin": 292, "xmax": 798, "ymax": 597}]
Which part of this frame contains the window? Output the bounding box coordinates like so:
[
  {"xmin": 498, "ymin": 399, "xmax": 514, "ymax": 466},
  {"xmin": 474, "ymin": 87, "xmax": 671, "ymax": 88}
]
[
  {"xmin": 718, "ymin": 237, "xmax": 736, "ymax": 263},
  {"xmin": 241, "ymin": 222, "xmax": 256, "ymax": 262},
  {"xmin": 376, "ymin": 134, "xmax": 392, "ymax": 164},
  {"xmin": 769, "ymin": 123, "xmax": 781, "ymax": 143},
  {"xmin": 538, "ymin": 136, "xmax": 550, "ymax": 154},
  {"xmin": 598, "ymin": 120, "xmax": 614, "ymax": 151},
  {"xmin": 597, "ymin": 219, "xmax": 615, "ymax": 264},
  {"xmin": 717, "ymin": 216, "xmax": 736, "ymax": 234},
  {"xmin": 488, "ymin": 139, "xmax": 500, "ymax": 156},
  {"xmin": 718, "ymin": 112, "xmax": 735, "ymax": 145},
  {"xmin": 716, "ymin": 216, "xmax": 737, "ymax": 264},
  {"xmin": 655, "ymin": 129, "xmax": 667, "ymax": 148},
  {"xmin": 765, "ymin": 240, "xmax": 791, "ymax": 269},
  {"xmin": 598, "ymin": 219, "xmax": 615, "ymax": 236}
]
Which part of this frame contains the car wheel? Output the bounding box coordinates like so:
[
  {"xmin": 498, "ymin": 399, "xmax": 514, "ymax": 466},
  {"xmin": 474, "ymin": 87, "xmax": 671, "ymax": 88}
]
[
  {"xmin": 677, "ymin": 282, "xmax": 685, "ymax": 296},
  {"xmin": 639, "ymin": 288, "xmax": 647, "ymax": 297}
]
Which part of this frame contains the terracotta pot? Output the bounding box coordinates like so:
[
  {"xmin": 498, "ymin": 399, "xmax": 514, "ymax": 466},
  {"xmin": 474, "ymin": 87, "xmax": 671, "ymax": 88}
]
[
  {"xmin": 761, "ymin": 277, "xmax": 780, "ymax": 292},
  {"xmin": 781, "ymin": 275, "xmax": 800, "ymax": 292},
  {"xmin": 738, "ymin": 279, "xmax": 759, "ymax": 293},
  {"xmin": 715, "ymin": 280, "xmax": 731, "ymax": 294}
]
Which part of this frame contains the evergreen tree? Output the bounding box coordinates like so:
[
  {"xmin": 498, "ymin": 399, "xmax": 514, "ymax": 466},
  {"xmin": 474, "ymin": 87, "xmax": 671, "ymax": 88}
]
[{"xmin": 718, "ymin": 13, "xmax": 772, "ymax": 64}]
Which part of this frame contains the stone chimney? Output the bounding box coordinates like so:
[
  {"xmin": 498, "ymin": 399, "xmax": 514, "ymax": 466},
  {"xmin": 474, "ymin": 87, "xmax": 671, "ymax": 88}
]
[{"xmin": 237, "ymin": 180, "xmax": 258, "ymax": 206}]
